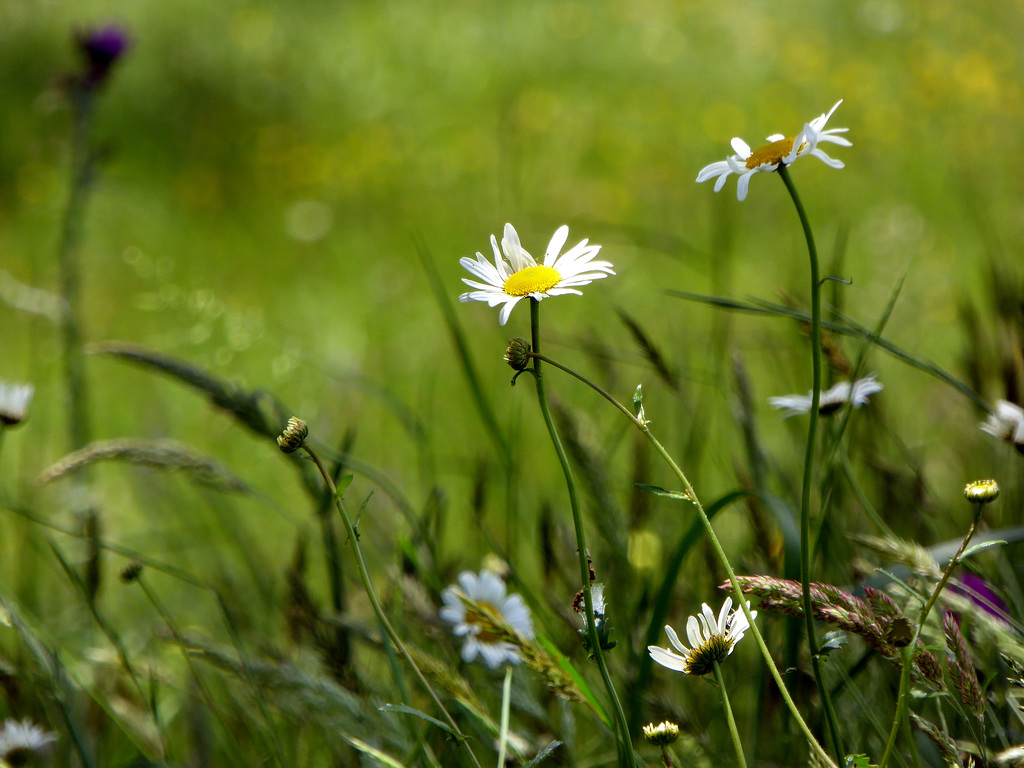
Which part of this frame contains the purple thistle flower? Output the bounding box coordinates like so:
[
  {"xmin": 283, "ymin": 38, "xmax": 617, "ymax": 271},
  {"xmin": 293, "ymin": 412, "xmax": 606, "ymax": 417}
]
[
  {"xmin": 950, "ymin": 572, "xmax": 1009, "ymax": 624},
  {"xmin": 75, "ymin": 25, "xmax": 130, "ymax": 86}
]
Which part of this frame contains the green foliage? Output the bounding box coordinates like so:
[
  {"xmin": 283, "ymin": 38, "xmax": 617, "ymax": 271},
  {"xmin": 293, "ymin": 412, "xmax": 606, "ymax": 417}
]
[{"xmin": 0, "ymin": 0, "xmax": 1023, "ymax": 766}]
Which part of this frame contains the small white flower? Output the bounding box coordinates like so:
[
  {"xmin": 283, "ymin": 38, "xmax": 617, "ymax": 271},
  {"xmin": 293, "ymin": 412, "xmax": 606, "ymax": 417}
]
[
  {"xmin": 980, "ymin": 400, "xmax": 1024, "ymax": 451},
  {"xmin": 439, "ymin": 569, "xmax": 535, "ymax": 669},
  {"xmin": 0, "ymin": 382, "xmax": 34, "ymax": 427},
  {"xmin": 459, "ymin": 223, "xmax": 614, "ymax": 326},
  {"xmin": 648, "ymin": 597, "xmax": 755, "ymax": 676},
  {"xmin": 697, "ymin": 100, "xmax": 851, "ymax": 201},
  {"xmin": 768, "ymin": 375, "xmax": 882, "ymax": 418},
  {"xmin": 642, "ymin": 720, "xmax": 680, "ymax": 746},
  {"xmin": 0, "ymin": 717, "xmax": 57, "ymax": 761}
]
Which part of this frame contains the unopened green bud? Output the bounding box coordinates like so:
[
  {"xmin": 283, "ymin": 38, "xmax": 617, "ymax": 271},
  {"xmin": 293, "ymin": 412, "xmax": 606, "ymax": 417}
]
[
  {"xmin": 504, "ymin": 338, "xmax": 532, "ymax": 371},
  {"xmin": 964, "ymin": 479, "xmax": 999, "ymax": 503},
  {"xmin": 633, "ymin": 385, "xmax": 649, "ymax": 426},
  {"xmin": 120, "ymin": 559, "xmax": 143, "ymax": 583},
  {"xmin": 277, "ymin": 417, "xmax": 308, "ymax": 453}
]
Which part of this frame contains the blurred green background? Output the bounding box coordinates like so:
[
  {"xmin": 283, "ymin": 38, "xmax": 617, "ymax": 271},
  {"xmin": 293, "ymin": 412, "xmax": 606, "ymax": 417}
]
[
  {"xmin": 2, "ymin": 0, "xmax": 1024, "ymax": 765},
  {"xmin": 1, "ymin": 0, "xmax": 1024, "ymax": 760},
  {"xmin": 2, "ymin": 0, "xmax": 1023, "ymax": 586},
  {"xmin": 4, "ymin": 0, "xmax": 1024, "ymax": 592}
]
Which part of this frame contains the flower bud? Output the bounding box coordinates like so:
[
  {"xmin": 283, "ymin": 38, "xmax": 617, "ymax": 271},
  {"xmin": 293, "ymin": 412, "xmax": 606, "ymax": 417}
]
[
  {"xmin": 643, "ymin": 721, "xmax": 680, "ymax": 746},
  {"xmin": 120, "ymin": 559, "xmax": 143, "ymax": 583},
  {"xmin": 277, "ymin": 417, "xmax": 308, "ymax": 453},
  {"xmin": 504, "ymin": 338, "xmax": 531, "ymax": 371},
  {"xmin": 964, "ymin": 479, "xmax": 999, "ymax": 504}
]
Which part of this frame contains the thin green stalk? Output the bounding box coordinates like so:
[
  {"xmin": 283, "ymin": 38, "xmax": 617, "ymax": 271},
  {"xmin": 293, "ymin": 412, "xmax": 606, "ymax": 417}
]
[
  {"xmin": 713, "ymin": 661, "xmax": 748, "ymax": 768},
  {"xmin": 528, "ymin": 299, "xmax": 635, "ymax": 767},
  {"xmin": 879, "ymin": 499, "xmax": 988, "ymax": 768},
  {"xmin": 777, "ymin": 163, "xmax": 844, "ymax": 762},
  {"xmin": 531, "ymin": 350, "xmax": 837, "ymax": 768},
  {"xmin": 59, "ymin": 83, "xmax": 98, "ymax": 453},
  {"xmin": 497, "ymin": 665, "xmax": 513, "ymax": 768},
  {"xmin": 299, "ymin": 439, "xmax": 482, "ymax": 768}
]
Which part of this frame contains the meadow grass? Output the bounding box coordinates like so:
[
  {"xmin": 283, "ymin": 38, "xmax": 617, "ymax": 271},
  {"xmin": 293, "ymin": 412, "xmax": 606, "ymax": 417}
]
[{"xmin": 1, "ymin": 1, "xmax": 1024, "ymax": 766}]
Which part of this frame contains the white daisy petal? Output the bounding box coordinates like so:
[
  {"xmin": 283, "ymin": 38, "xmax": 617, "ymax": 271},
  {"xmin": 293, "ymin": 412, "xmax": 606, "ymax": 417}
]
[
  {"xmin": 0, "ymin": 382, "xmax": 34, "ymax": 427},
  {"xmin": 543, "ymin": 225, "xmax": 570, "ymax": 266},
  {"xmin": 648, "ymin": 645, "xmax": 690, "ymax": 673},
  {"xmin": 731, "ymin": 137, "xmax": 752, "ymax": 157},
  {"xmin": 981, "ymin": 399, "xmax": 1024, "ymax": 450},
  {"xmin": 769, "ymin": 375, "xmax": 882, "ymax": 418}
]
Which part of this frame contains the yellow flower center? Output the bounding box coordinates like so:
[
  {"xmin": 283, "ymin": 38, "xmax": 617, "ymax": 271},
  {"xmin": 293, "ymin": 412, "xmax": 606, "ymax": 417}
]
[
  {"xmin": 683, "ymin": 635, "xmax": 731, "ymax": 676},
  {"xmin": 503, "ymin": 266, "xmax": 561, "ymax": 297},
  {"xmin": 745, "ymin": 136, "xmax": 797, "ymax": 169},
  {"xmin": 465, "ymin": 602, "xmax": 504, "ymax": 643}
]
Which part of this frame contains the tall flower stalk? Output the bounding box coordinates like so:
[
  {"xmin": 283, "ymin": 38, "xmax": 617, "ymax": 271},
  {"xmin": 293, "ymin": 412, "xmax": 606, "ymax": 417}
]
[
  {"xmin": 697, "ymin": 101, "xmax": 852, "ymax": 763},
  {"xmin": 58, "ymin": 26, "xmax": 130, "ymax": 452},
  {"xmin": 528, "ymin": 299, "xmax": 635, "ymax": 767},
  {"xmin": 277, "ymin": 418, "xmax": 483, "ymax": 768},
  {"xmin": 879, "ymin": 480, "xmax": 998, "ymax": 768},
  {"xmin": 528, "ymin": 351, "xmax": 836, "ymax": 767},
  {"xmin": 777, "ymin": 163, "xmax": 844, "ymax": 760}
]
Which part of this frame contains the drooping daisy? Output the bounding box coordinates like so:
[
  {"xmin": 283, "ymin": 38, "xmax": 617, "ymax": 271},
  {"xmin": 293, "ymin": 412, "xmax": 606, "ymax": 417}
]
[
  {"xmin": 648, "ymin": 597, "xmax": 755, "ymax": 676},
  {"xmin": 768, "ymin": 374, "xmax": 882, "ymax": 418},
  {"xmin": 980, "ymin": 400, "xmax": 1024, "ymax": 453},
  {"xmin": 459, "ymin": 223, "xmax": 614, "ymax": 326},
  {"xmin": 697, "ymin": 100, "xmax": 851, "ymax": 201},
  {"xmin": 439, "ymin": 569, "xmax": 535, "ymax": 669},
  {"xmin": 0, "ymin": 382, "xmax": 34, "ymax": 427},
  {"xmin": 0, "ymin": 718, "xmax": 57, "ymax": 763}
]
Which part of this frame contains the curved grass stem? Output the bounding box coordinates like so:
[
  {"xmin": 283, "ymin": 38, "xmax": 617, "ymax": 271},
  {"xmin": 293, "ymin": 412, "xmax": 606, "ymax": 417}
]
[
  {"xmin": 529, "ymin": 350, "xmax": 836, "ymax": 768},
  {"xmin": 300, "ymin": 441, "xmax": 483, "ymax": 768},
  {"xmin": 528, "ymin": 299, "xmax": 636, "ymax": 767},
  {"xmin": 879, "ymin": 500, "xmax": 988, "ymax": 768}
]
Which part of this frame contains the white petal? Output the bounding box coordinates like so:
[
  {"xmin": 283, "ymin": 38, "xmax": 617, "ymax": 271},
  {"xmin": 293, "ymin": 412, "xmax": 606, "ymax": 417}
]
[
  {"xmin": 665, "ymin": 624, "xmax": 691, "ymax": 656},
  {"xmin": 736, "ymin": 171, "xmax": 753, "ymax": 201},
  {"xmin": 649, "ymin": 645, "xmax": 689, "ymax": 672},
  {"xmin": 498, "ymin": 297, "xmax": 523, "ymax": 326},
  {"xmin": 731, "ymin": 137, "xmax": 752, "ymax": 158},
  {"xmin": 543, "ymin": 226, "xmax": 570, "ymax": 266},
  {"xmin": 686, "ymin": 615, "xmax": 704, "ymax": 647}
]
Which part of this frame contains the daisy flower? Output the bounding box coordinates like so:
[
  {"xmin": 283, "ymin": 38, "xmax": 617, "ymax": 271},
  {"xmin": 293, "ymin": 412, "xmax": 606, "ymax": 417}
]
[
  {"xmin": 439, "ymin": 569, "xmax": 535, "ymax": 669},
  {"xmin": 696, "ymin": 100, "xmax": 851, "ymax": 201},
  {"xmin": 768, "ymin": 374, "xmax": 882, "ymax": 418},
  {"xmin": 642, "ymin": 720, "xmax": 680, "ymax": 746},
  {"xmin": 0, "ymin": 382, "xmax": 34, "ymax": 427},
  {"xmin": 0, "ymin": 718, "xmax": 57, "ymax": 763},
  {"xmin": 648, "ymin": 597, "xmax": 755, "ymax": 676},
  {"xmin": 459, "ymin": 223, "xmax": 614, "ymax": 326},
  {"xmin": 980, "ymin": 400, "xmax": 1024, "ymax": 453}
]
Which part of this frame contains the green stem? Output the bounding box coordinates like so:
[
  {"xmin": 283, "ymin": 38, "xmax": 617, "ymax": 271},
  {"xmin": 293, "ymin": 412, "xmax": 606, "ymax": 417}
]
[
  {"xmin": 301, "ymin": 442, "xmax": 482, "ymax": 768},
  {"xmin": 530, "ymin": 351, "xmax": 836, "ymax": 767},
  {"xmin": 59, "ymin": 84, "xmax": 98, "ymax": 453},
  {"xmin": 528, "ymin": 299, "xmax": 635, "ymax": 767},
  {"xmin": 879, "ymin": 644, "xmax": 912, "ymax": 768},
  {"xmin": 879, "ymin": 501, "xmax": 986, "ymax": 768},
  {"xmin": 777, "ymin": 164, "xmax": 844, "ymax": 762},
  {"xmin": 497, "ymin": 665, "xmax": 513, "ymax": 768},
  {"xmin": 714, "ymin": 660, "xmax": 748, "ymax": 768}
]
